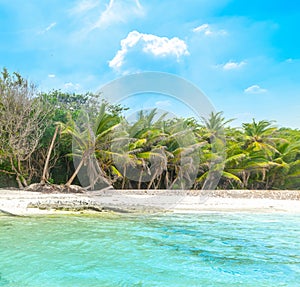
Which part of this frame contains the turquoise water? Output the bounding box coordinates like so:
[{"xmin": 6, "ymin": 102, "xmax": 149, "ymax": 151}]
[{"xmin": 0, "ymin": 213, "xmax": 300, "ymax": 286}]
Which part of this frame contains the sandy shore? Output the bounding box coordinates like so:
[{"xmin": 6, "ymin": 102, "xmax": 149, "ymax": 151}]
[{"xmin": 0, "ymin": 189, "xmax": 300, "ymax": 216}]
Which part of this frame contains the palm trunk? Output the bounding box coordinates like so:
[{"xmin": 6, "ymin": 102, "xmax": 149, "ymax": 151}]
[
  {"xmin": 137, "ymin": 168, "xmax": 143, "ymax": 189},
  {"xmin": 147, "ymin": 171, "xmax": 158, "ymax": 189},
  {"xmin": 154, "ymin": 173, "xmax": 162, "ymax": 189},
  {"xmin": 85, "ymin": 160, "xmax": 112, "ymax": 190},
  {"xmin": 169, "ymin": 175, "xmax": 178, "ymax": 189},
  {"xmin": 121, "ymin": 165, "xmax": 127, "ymax": 189},
  {"xmin": 164, "ymin": 171, "xmax": 170, "ymax": 189},
  {"xmin": 65, "ymin": 157, "xmax": 84, "ymax": 188},
  {"xmin": 41, "ymin": 125, "xmax": 59, "ymax": 184}
]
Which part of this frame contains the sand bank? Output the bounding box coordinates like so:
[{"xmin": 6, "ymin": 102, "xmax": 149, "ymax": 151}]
[{"xmin": 0, "ymin": 189, "xmax": 300, "ymax": 216}]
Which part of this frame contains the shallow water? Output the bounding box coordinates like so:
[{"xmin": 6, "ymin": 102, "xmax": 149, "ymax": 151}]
[{"xmin": 0, "ymin": 213, "xmax": 300, "ymax": 286}]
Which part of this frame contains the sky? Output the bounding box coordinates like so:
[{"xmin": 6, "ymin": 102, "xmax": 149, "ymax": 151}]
[{"xmin": 0, "ymin": 0, "xmax": 300, "ymax": 128}]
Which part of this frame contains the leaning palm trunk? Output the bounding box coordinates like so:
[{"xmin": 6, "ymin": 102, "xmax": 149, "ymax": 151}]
[
  {"xmin": 41, "ymin": 125, "xmax": 59, "ymax": 184},
  {"xmin": 154, "ymin": 173, "xmax": 163, "ymax": 189},
  {"xmin": 147, "ymin": 171, "xmax": 157, "ymax": 189},
  {"xmin": 84, "ymin": 156, "xmax": 112, "ymax": 190},
  {"xmin": 65, "ymin": 157, "xmax": 85, "ymax": 188}
]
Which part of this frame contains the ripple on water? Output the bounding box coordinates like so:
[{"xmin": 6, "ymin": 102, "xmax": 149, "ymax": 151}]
[{"xmin": 0, "ymin": 213, "xmax": 300, "ymax": 286}]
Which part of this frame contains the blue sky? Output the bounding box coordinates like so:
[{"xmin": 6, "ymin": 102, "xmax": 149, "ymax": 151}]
[{"xmin": 0, "ymin": 0, "xmax": 300, "ymax": 128}]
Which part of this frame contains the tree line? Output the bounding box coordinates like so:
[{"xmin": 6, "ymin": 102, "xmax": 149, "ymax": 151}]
[{"xmin": 0, "ymin": 69, "xmax": 299, "ymax": 190}]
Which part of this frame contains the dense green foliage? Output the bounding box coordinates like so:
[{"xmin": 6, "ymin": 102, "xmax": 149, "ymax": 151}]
[{"xmin": 0, "ymin": 69, "xmax": 299, "ymax": 190}]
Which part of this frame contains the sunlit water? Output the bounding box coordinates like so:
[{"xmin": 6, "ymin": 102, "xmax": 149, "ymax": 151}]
[{"xmin": 0, "ymin": 213, "xmax": 300, "ymax": 286}]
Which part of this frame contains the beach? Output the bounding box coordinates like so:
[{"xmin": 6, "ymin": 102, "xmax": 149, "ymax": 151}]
[{"xmin": 1, "ymin": 189, "xmax": 300, "ymax": 216}]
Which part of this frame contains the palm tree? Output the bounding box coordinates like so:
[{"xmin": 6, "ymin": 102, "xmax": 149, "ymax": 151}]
[
  {"xmin": 195, "ymin": 112, "xmax": 234, "ymax": 189},
  {"xmin": 242, "ymin": 119, "xmax": 281, "ymax": 158},
  {"xmin": 201, "ymin": 111, "xmax": 234, "ymax": 140},
  {"xmin": 122, "ymin": 109, "xmax": 169, "ymax": 189},
  {"xmin": 59, "ymin": 112, "xmax": 96, "ymax": 189},
  {"xmin": 266, "ymin": 141, "xmax": 300, "ymax": 189},
  {"xmin": 60, "ymin": 103, "xmax": 120, "ymax": 190},
  {"xmin": 238, "ymin": 119, "xmax": 285, "ymax": 189},
  {"xmin": 161, "ymin": 118, "xmax": 204, "ymax": 189}
]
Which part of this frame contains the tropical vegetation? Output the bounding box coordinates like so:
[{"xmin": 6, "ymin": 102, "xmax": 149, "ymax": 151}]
[{"xmin": 1, "ymin": 69, "xmax": 299, "ymax": 190}]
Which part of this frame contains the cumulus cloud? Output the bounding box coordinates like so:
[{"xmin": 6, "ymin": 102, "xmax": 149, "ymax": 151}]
[
  {"xmin": 193, "ymin": 23, "xmax": 227, "ymax": 36},
  {"xmin": 222, "ymin": 60, "xmax": 246, "ymax": 70},
  {"xmin": 109, "ymin": 31, "xmax": 189, "ymax": 71},
  {"xmin": 244, "ymin": 85, "xmax": 267, "ymax": 94},
  {"xmin": 48, "ymin": 74, "xmax": 56, "ymax": 78}
]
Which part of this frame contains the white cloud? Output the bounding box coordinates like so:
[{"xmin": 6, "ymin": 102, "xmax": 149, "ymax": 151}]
[
  {"xmin": 46, "ymin": 22, "xmax": 56, "ymax": 31},
  {"xmin": 91, "ymin": 0, "xmax": 144, "ymax": 30},
  {"xmin": 70, "ymin": 0, "xmax": 99, "ymax": 14},
  {"xmin": 193, "ymin": 23, "xmax": 227, "ymax": 36},
  {"xmin": 109, "ymin": 31, "xmax": 189, "ymax": 70},
  {"xmin": 244, "ymin": 85, "xmax": 267, "ymax": 94},
  {"xmin": 222, "ymin": 60, "xmax": 246, "ymax": 70},
  {"xmin": 193, "ymin": 24, "xmax": 211, "ymax": 34},
  {"xmin": 40, "ymin": 22, "xmax": 56, "ymax": 34},
  {"xmin": 64, "ymin": 82, "xmax": 81, "ymax": 91},
  {"xmin": 155, "ymin": 100, "xmax": 172, "ymax": 108},
  {"xmin": 48, "ymin": 74, "xmax": 56, "ymax": 78}
]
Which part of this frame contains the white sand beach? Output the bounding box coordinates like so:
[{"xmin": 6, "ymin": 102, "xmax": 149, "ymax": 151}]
[{"xmin": 1, "ymin": 189, "xmax": 300, "ymax": 216}]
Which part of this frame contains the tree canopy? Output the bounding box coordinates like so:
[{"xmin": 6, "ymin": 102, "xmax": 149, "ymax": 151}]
[{"xmin": 0, "ymin": 69, "xmax": 299, "ymax": 190}]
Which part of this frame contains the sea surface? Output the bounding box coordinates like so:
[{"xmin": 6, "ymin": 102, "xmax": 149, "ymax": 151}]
[{"xmin": 0, "ymin": 212, "xmax": 300, "ymax": 286}]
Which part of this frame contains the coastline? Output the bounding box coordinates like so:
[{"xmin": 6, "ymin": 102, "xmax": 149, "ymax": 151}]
[{"xmin": 1, "ymin": 189, "xmax": 300, "ymax": 216}]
